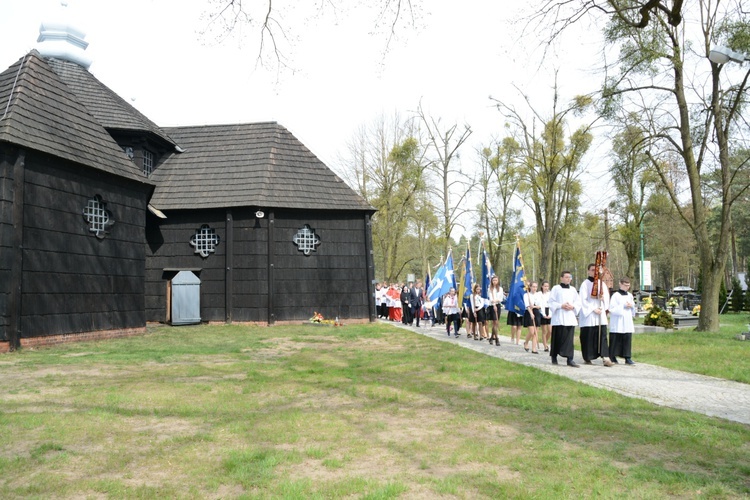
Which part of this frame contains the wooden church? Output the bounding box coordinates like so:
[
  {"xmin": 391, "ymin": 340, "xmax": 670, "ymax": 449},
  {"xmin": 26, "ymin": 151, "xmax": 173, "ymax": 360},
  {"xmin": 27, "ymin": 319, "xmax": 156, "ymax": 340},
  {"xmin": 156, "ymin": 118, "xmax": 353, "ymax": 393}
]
[{"xmin": 0, "ymin": 14, "xmax": 375, "ymax": 351}]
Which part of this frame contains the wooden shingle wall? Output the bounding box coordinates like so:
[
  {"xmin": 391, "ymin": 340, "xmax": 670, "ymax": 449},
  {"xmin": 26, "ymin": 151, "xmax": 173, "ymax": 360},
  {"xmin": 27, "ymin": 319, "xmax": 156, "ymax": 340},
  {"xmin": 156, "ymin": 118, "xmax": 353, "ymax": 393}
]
[
  {"xmin": 145, "ymin": 208, "xmax": 226, "ymax": 322},
  {"xmin": 0, "ymin": 148, "xmax": 13, "ymax": 341},
  {"xmin": 230, "ymin": 210, "xmax": 269, "ymax": 323},
  {"xmin": 272, "ymin": 211, "xmax": 368, "ymax": 321},
  {"xmin": 145, "ymin": 208, "xmax": 371, "ymax": 324},
  {"xmin": 18, "ymin": 151, "xmax": 149, "ymax": 337}
]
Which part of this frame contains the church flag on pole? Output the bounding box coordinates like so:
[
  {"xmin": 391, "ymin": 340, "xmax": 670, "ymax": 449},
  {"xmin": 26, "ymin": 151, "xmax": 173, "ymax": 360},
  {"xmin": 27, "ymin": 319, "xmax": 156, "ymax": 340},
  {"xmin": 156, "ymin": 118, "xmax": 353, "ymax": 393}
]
[
  {"xmin": 459, "ymin": 244, "xmax": 473, "ymax": 311},
  {"xmin": 481, "ymin": 247, "xmax": 495, "ymax": 303},
  {"xmin": 426, "ymin": 250, "xmax": 454, "ymax": 302},
  {"xmin": 505, "ymin": 239, "xmax": 527, "ymax": 315}
]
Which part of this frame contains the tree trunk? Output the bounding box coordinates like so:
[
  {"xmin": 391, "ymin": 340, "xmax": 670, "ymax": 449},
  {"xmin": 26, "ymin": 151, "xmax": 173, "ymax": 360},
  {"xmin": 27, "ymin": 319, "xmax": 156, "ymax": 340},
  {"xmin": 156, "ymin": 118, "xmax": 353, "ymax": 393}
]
[{"xmin": 698, "ymin": 257, "xmax": 723, "ymax": 331}]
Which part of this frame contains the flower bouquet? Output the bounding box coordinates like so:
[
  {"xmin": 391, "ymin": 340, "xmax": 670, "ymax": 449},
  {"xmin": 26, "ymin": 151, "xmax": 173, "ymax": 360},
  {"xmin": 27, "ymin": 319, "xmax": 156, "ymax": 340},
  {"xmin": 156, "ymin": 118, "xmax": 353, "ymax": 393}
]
[
  {"xmin": 309, "ymin": 312, "xmax": 336, "ymax": 325},
  {"xmin": 642, "ymin": 296, "xmax": 653, "ymax": 311},
  {"xmin": 644, "ymin": 305, "xmax": 675, "ymax": 328}
]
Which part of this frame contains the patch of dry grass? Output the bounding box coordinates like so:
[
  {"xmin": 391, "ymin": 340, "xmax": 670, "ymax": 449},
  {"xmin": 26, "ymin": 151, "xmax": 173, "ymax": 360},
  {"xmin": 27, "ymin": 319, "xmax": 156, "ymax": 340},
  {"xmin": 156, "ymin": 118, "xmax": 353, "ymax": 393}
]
[{"xmin": 0, "ymin": 322, "xmax": 748, "ymax": 498}]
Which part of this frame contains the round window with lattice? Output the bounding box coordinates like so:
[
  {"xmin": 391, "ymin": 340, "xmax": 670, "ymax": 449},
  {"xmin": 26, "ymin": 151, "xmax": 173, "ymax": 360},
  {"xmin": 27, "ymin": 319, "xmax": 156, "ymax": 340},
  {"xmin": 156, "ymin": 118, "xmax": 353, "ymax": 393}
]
[
  {"xmin": 190, "ymin": 224, "xmax": 220, "ymax": 258},
  {"xmin": 82, "ymin": 195, "xmax": 114, "ymax": 239},
  {"xmin": 293, "ymin": 225, "xmax": 320, "ymax": 256}
]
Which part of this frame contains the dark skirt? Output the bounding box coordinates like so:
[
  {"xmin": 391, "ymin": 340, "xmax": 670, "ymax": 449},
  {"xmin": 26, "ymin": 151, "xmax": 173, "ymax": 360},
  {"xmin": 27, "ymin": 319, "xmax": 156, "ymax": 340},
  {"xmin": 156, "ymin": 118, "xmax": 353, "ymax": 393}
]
[
  {"xmin": 402, "ymin": 303, "xmax": 413, "ymax": 324},
  {"xmin": 523, "ymin": 309, "xmax": 541, "ymax": 327},
  {"xmin": 609, "ymin": 331, "xmax": 633, "ymax": 359},
  {"xmin": 550, "ymin": 325, "xmax": 575, "ymax": 358},
  {"xmin": 486, "ymin": 305, "xmax": 500, "ymax": 321},
  {"xmin": 506, "ymin": 311, "xmax": 523, "ymax": 326},
  {"xmin": 580, "ymin": 325, "xmax": 609, "ymax": 360},
  {"xmin": 473, "ymin": 308, "xmax": 486, "ymax": 323},
  {"xmin": 540, "ymin": 307, "xmax": 551, "ymax": 325}
]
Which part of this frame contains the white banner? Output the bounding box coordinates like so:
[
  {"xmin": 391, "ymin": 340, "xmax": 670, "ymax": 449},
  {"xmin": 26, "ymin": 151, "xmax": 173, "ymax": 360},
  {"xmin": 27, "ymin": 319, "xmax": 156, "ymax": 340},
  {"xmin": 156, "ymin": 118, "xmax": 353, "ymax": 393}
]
[{"xmin": 642, "ymin": 260, "xmax": 652, "ymax": 288}]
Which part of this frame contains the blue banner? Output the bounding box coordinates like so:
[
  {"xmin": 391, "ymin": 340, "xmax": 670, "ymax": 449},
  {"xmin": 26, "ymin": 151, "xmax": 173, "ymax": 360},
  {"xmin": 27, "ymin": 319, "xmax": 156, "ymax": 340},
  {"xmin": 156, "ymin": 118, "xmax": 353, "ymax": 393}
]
[
  {"xmin": 461, "ymin": 246, "xmax": 473, "ymax": 310},
  {"xmin": 426, "ymin": 251, "xmax": 454, "ymax": 302},
  {"xmin": 481, "ymin": 249, "xmax": 494, "ymax": 300},
  {"xmin": 505, "ymin": 242, "xmax": 526, "ymax": 315}
]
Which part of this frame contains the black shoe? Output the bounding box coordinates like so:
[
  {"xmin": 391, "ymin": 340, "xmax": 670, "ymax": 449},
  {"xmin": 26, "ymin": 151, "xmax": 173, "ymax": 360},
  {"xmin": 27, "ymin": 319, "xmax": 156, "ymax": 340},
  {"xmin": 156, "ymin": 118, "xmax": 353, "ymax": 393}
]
[
  {"xmin": 611, "ymin": 358, "xmax": 619, "ymax": 364},
  {"xmin": 625, "ymin": 359, "xmax": 636, "ymax": 365},
  {"xmin": 551, "ymin": 358, "xmax": 558, "ymax": 365},
  {"xmin": 531, "ymin": 351, "xmax": 539, "ymax": 354},
  {"xmin": 584, "ymin": 360, "xmax": 592, "ymax": 365},
  {"xmin": 567, "ymin": 361, "xmax": 580, "ymax": 368}
]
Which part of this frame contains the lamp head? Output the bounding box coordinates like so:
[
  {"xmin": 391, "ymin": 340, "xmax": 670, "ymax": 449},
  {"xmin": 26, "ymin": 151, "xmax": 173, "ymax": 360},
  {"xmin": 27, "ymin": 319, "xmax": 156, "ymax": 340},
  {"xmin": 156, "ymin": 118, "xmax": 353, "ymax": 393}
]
[{"xmin": 709, "ymin": 46, "xmax": 747, "ymax": 64}]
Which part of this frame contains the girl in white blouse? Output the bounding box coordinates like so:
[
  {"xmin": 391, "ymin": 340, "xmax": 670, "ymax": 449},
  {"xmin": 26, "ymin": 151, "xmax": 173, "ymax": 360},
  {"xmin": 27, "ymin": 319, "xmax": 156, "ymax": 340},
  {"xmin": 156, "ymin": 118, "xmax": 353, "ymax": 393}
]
[
  {"xmin": 442, "ymin": 288, "xmax": 461, "ymax": 337},
  {"xmin": 487, "ymin": 275, "xmax": 504, "ymax": 346},
  {"xmin": 470, "ymin": 283, "xmax": 488, "ymax": 341},
  {"xmin": 539, "ymin": 280, "xmax": 552, "ymax": 352},
  {"xmin": 523, "ymin": 281, "xmax": 542, "ymax": 354}
]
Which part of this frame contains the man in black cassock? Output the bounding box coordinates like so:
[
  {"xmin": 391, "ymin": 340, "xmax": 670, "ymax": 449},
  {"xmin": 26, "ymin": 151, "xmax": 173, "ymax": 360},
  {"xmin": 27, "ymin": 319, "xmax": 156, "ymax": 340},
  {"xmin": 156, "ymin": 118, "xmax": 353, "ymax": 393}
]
[{"xmin": 548, "ymin": 271, "xmax": 581, "ymax": 367}]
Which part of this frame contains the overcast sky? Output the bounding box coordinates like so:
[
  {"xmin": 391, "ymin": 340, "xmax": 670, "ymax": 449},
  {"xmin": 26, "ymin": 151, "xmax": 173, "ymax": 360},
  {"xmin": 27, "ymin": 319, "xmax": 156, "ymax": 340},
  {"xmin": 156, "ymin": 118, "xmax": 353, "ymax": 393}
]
[{"xmin": 1, "ymin": 0, "xmax": 613, "ymax": 229}]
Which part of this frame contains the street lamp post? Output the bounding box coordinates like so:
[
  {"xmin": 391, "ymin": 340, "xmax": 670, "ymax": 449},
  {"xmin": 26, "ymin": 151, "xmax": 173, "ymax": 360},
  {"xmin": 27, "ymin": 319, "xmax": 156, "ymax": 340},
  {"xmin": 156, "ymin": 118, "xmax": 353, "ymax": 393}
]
[{"xmin": 640, "ymin": 215, "xmax": 645, "ymax": 294}]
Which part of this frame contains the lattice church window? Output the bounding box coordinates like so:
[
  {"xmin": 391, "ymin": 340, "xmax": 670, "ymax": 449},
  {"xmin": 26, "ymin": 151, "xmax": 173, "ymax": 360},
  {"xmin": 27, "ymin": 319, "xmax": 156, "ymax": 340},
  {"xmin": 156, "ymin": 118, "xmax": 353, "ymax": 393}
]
[
  {"xmin": 190, "ymin": 224, "xmax": 220, "ymax": 258},
  {"xmin": 82, "ymin": 195, "xmax": 114, "ymax": 239},
  {"xmin": 293, "ymin": 224, "xmax": 320, "ymax": 256}
]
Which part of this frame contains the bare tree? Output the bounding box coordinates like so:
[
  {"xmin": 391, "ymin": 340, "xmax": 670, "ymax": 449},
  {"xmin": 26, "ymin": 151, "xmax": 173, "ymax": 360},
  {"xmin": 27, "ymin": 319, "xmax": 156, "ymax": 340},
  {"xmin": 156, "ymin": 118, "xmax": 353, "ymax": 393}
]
[
  {"xmin": 203, "ymin": 0, "xmax": 422, "ymax": 68},
  {"xmin": 529, "ymin": 0, "xmax": 685, "ymax": 45},
  {"xmin": 417, "ymin": 102, "xmax": 474, "ymax": 253}
]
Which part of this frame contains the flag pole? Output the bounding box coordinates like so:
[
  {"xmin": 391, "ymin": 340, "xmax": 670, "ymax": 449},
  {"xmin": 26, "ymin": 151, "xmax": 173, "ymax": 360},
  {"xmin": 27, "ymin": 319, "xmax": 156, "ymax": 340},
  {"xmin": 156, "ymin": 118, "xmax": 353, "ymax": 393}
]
[
  {"xmin": 515, "ymin": 235, "xmax": 528, "ymax": 292},
  {"xmin": 516, "ymin": 235, "xmax": 533, "ymax": 328}
]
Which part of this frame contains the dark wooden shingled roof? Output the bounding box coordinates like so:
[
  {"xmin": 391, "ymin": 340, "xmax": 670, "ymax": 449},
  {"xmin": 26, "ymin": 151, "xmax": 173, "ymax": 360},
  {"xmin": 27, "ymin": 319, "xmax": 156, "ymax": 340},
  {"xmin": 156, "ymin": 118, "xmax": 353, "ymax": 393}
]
[
  {"xmin": 45, "ymin": 58, "xmax": 176, "ymax": 148},
  {"xmin": 0, "ymin": 51, "xmax": 149, "ymax": 184},
  {"xmin": 149, "ymin": 123, "xmax": 373, "ymax": 212}
]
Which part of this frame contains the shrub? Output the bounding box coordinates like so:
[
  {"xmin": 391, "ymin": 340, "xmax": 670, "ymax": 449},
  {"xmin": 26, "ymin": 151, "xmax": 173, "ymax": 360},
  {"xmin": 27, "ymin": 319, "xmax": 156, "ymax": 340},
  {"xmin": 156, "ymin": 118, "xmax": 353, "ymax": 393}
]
[{"xmin": 643, "ymin": 305, "xmax": 675, "ymax": 329}]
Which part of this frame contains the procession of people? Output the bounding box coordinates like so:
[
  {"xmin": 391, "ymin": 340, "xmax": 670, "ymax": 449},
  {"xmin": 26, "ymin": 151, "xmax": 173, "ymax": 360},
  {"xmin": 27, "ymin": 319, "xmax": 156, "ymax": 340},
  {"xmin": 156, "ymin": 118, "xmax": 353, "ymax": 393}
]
[{"xmin": 374, "ymin": 254, "xmax": 637, "ymax": 368}]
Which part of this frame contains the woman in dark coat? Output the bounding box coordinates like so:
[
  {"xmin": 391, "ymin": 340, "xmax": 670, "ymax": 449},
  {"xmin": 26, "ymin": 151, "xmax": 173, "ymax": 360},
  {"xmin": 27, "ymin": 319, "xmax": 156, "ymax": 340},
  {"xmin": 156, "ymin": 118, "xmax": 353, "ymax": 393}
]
[{"xmin": 401, "ymin": 285, "xmax": 413, "ymax": 325}]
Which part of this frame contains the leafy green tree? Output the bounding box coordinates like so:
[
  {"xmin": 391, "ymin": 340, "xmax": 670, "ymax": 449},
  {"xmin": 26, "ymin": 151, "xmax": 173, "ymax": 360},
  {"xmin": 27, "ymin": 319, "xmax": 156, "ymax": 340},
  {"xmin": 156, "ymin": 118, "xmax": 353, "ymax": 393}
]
[
  {"xmin": 340, "ymin": 114, "xmax": 433, "ymax": 282},
  {"xmin": 372, "ymin": 136, "xmax": 430, "ymax": 282},
  {"xmin": 544, "ymin": 1, "xmax": 750, "ymax": 331},
  {"xmin": 491, "ymin": 82, "xmax": 593, "ymax": 281},
  {"xmin": 476, "ymin": 138, "xmax": 523, "ymax": 273},
  {"xmin": 608, "ymin": 119, "xmax": 657, "ymax": 287}
]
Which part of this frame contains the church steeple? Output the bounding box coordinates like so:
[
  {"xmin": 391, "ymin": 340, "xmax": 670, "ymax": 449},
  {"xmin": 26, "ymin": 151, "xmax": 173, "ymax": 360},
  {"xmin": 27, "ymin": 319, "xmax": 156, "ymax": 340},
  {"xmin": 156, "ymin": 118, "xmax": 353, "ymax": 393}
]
[{"xmin": 36, "ymin": 1, "xmax": 92, "ymax": 69}]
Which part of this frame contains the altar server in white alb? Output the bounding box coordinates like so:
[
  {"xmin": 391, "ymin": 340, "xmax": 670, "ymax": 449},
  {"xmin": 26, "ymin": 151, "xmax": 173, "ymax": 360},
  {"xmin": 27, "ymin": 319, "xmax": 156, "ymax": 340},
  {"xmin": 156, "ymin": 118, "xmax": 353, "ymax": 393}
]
[
  {"xmin": 608, "ymin": 277, "xmax": 637, "ymax": 365},
  {"xmin": 548, "ymin": 271, "xmax": 582, "ymax": 367},
  {"xmin": 579, "ymin": 263, "xmax": 614, "ymax": 367}
]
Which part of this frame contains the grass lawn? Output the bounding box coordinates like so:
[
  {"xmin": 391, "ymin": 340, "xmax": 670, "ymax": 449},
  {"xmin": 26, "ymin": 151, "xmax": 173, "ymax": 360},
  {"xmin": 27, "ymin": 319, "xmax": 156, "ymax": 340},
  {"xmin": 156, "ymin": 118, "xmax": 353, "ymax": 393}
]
[
  {"xmin": 1, "ymin": 322, "xmax": 749, "ymax": 498},
  {"xmin": 630, "ymin": 312, "xmax": 750, "ymax": 384}
]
